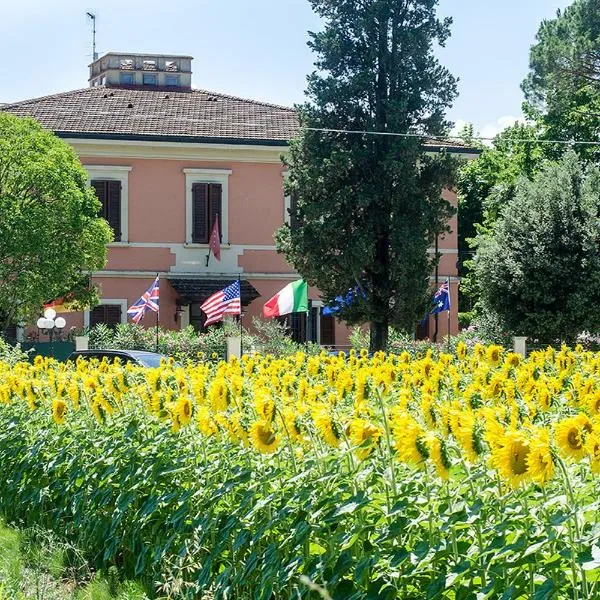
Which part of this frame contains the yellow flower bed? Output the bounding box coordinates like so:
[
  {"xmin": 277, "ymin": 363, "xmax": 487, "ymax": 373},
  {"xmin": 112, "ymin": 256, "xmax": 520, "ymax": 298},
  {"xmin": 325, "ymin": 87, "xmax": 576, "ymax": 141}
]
[{"xmin": 4, "ymin": 343, "xmax": 600, "ymax": 489}]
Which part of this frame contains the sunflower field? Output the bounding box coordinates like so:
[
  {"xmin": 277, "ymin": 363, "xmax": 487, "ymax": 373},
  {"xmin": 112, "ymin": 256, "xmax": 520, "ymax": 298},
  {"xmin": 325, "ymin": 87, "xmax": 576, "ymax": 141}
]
[{"xmin": 0, "ymin": 344, "xmax": 599, "ymax": 598}]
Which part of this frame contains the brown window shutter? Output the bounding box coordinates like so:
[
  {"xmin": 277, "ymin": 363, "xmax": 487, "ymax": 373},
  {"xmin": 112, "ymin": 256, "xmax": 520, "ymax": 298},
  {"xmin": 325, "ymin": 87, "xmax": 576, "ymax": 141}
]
[
  {"xmin": 91, "ymin": 180, "xmax": 107, "ymax": 217},
  {"xmin": 91, "ymin": 180, "xmax": 121, "ymax": 241},
  {"xmin": 107, "ymin": 181, "xmax": 122, "ymax": 242},
  {"xmin": 320, "ymin": 314, "xmax": 336, "ymax": 346},
  {"xmin": 208, "ymin": 183, "xmax": 222, "ymax": 240},
  {"xmin": 90, "ymin": 305, "xmax": 122, "ymax": 329},
  {"xmin": 192, "ymin": 183, "xmax": 209, "ymax": 243}
]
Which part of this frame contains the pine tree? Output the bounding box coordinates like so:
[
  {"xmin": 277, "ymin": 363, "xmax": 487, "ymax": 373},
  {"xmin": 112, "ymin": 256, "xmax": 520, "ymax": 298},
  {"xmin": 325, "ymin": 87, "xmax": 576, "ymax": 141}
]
[{"xmin": 276, "ymin": 0, "xmax": 458, "ymax": 351}]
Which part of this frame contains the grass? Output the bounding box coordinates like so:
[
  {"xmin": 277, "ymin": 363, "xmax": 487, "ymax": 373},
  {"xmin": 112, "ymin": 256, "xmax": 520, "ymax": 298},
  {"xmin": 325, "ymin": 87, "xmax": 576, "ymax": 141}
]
[{"xmin": 0, "ymin": 521, "xmax": 149, "ymax": 600}]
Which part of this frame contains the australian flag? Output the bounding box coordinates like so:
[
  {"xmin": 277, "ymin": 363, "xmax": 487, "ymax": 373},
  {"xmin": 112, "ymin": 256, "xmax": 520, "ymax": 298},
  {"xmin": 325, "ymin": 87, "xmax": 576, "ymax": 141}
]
[
  {"xmin": 127, "ymin": 276, "xmax": 160, "ymax": 324},
  {"xmin": 322, "ymin": 284, "xmax": 366, "ymax": 316},
  {"xmin": 431, "ymin": 279, "xmax": 451, "ymax": 314}
]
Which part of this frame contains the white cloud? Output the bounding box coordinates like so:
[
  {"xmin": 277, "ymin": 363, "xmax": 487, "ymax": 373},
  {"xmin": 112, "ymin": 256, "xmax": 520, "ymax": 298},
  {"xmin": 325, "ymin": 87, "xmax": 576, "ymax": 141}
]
[
  {"xmin": 479, "ymin": 115, "xmax": 524, "ymax": 142},
  {"xmin": 450, "ymin": 115, "xmax": 525, "ymax": 146}
]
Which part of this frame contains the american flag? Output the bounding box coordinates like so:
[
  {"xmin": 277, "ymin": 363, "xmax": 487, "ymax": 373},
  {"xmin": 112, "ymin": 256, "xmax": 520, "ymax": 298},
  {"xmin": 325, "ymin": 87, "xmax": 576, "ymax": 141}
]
[
  {"xmin": 201, "ymin": 280, "xmax": 241, "ymax": 326},
  {"xmin": 127, "ymin": 276, "xmax": 160, "ymax": 324}
]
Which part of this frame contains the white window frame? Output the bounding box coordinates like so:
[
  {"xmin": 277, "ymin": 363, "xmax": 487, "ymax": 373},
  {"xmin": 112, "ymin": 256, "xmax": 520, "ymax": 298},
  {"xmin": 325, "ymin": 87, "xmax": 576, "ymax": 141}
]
[
  {"xmin": 311, "ymin": 300, "xmax": 323, "ymax": 345},
  {"xmin": 86, "ymin": 165, "xmax": 132, "ymax": 244},
  {"xmin": 184, "ymin": 168, "xmax": 232, "ymax": 245},
  {"xmin": 84, "ymin": 299, "xmax": 128, "ymax": 329}
]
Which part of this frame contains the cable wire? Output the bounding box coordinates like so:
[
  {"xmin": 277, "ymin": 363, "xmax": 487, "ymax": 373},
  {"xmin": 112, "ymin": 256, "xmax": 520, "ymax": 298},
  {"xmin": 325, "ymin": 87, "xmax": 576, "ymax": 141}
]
[{"xmin": 304, "ymin": 126, "xmax": 600, "ymax": 146}]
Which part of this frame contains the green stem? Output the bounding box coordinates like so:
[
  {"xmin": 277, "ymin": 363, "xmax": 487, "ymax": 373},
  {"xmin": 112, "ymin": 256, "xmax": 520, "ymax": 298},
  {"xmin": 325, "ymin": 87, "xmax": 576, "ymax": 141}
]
[
  {"xmin": 374, "ymin": 389, "xmax": 398, "ymax": 500},
  {"xmin": 556, "ymin": 456, "xmax": 588, "ymax": 599}
]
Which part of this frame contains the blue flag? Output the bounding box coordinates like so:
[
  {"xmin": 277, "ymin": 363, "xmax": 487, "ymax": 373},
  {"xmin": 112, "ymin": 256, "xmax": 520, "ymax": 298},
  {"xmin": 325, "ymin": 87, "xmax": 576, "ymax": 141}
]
[
  {"xmin": 322, "ymin": 285, "xmax": 365, "ymax": 316},
  {"xmin": 431, "ymin": 279, "xmax": 450, "ymax": 314}
]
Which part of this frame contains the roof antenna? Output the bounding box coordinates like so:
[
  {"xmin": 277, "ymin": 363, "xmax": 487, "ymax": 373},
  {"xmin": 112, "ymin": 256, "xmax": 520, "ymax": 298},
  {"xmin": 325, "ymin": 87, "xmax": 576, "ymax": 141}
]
[{"xmin": 86, "ymin": 12, "xmax": 98, "ymax": 61}]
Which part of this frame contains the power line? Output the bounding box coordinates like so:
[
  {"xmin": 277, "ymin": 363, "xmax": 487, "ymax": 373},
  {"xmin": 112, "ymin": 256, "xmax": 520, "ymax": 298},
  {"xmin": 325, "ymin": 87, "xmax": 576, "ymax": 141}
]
[{"xmin": 304, "ymin": 126, "xmax": 600, "ymax": 146}]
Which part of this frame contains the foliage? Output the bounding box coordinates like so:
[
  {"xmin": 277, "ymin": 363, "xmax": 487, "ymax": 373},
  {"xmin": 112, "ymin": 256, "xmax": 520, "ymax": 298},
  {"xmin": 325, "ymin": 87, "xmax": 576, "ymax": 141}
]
[
  {"xmin": 0, "ymin": 347, "xmax": 599, "ymax": 597},
  {"xmin": 0, "ymin": 114, "xmax": 112, "ymax": 334},
  {"xmin": 473, "ymin": 151, "xmax": 600, "ymax": 343},
  {"xmin": 250, "ymin": 316, "xmax": 320, "ymax": 356},
  {"xmin": 0, "ymin": 338, "xmax": 29, "ymax": 366},
  {"xmin": 522, "ymin": 0, "xmax": 600, "ymax": 160},
  {"xmin": 276, "ymin": 0, "xmax": 459, "ymax": 351},
  {"xmin": 0, "ymin": 521, "xmax": 147, "ymax": 599},
  {"xmin": 88, "ymin": 323, "xmax": 227, "ymax": 362},
  {"xmin": 88, "ymin": 321, "xmax": 319, "ymax": 361}
]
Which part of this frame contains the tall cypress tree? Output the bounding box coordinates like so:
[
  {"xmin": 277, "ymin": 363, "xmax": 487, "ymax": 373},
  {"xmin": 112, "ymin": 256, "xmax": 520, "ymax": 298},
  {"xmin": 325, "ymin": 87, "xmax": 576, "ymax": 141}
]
[{"xmin": 276, "ymin": 0, "xmax": 458, "ymax": 351}]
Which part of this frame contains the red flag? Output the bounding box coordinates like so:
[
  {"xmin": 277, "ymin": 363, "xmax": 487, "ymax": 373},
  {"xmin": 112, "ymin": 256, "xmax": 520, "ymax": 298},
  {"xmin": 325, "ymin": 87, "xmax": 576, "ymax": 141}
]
[{"xmin": 209, "ymin": 215, "xmax": 221, "ymax": 261}]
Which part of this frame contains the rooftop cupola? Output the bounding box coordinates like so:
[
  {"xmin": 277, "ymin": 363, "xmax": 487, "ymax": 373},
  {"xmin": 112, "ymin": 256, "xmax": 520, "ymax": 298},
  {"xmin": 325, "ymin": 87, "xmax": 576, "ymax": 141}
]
[{"xmin": 88, "ymin": 52, "xmax": 193, "ymax": 90}]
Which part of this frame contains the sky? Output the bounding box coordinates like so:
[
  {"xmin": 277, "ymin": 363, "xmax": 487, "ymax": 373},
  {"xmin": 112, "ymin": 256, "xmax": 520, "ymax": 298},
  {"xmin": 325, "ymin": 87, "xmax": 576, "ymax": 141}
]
[{"xmin": 0, "ymin": 0, "xmax": 573, "ymax": 138}]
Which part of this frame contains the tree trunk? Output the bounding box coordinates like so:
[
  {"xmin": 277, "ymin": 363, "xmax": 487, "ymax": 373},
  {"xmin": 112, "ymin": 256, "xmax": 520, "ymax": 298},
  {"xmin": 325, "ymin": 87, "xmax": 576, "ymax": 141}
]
[{"xmin": 369, "ymin": 320, "xmax": 389, "ymax": 354}]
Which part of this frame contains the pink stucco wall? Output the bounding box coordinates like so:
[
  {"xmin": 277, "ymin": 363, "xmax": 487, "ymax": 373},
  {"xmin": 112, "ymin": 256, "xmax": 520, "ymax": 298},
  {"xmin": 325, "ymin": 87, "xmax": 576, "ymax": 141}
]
[{"xmin": 44, "ymin": 154, "xmax": 460, "ymax": 346}]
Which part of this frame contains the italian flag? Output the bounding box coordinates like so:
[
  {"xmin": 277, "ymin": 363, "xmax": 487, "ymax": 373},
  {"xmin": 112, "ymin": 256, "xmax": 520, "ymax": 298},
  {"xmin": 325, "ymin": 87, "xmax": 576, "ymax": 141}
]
[{"xmin": 263, "ymin": 280, "xmax": 308, "ymax": 318}]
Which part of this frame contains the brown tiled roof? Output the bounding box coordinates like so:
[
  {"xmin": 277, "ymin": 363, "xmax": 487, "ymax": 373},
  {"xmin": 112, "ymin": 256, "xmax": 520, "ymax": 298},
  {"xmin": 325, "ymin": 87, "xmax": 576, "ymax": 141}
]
[
  {"xmin": 1, "ymin": 86, "xmax": 298, "ymax": 144},
  {"xmin": 1, "ymin": 86, "xmax": 475, "ymax": 152}
]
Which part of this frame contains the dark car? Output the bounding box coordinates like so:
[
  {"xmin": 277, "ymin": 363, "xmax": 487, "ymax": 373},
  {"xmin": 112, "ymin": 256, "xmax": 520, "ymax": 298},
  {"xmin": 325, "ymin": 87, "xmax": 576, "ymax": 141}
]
[{"xmin": 67, "ymin": 349, "xmax": 168, "ymax": 368}]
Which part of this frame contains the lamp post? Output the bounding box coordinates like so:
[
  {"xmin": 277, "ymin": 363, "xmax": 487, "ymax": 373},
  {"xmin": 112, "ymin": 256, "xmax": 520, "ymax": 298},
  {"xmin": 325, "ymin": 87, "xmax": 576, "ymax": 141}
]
[{"xmin": 36, "ymin": 308, "xmax": 66, "ymax": 342}]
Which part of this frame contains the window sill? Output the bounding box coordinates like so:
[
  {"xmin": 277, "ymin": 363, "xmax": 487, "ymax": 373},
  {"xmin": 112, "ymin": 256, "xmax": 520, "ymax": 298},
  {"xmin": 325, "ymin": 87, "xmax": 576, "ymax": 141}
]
[
  {"xmin": 107, "ymin": 242, "xmax": 131, "ymax": 247},
  {"xmin": 184, "ymin": 242, "xmax": 231, "ymax": 249}
]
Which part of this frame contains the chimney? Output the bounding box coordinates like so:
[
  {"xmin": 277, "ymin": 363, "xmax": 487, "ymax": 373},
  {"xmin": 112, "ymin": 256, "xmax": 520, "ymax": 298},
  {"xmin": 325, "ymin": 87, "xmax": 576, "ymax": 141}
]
[{"xmin": 88, "ymin": 52, "xmax": 193, "ymax": 90}]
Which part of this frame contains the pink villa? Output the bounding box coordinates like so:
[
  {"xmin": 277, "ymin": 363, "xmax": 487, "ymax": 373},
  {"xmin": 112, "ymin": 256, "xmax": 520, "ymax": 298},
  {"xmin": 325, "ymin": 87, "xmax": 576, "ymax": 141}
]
[{"xmin": 2, "ymin": 52, "xmax": 475, "ymax": 347}]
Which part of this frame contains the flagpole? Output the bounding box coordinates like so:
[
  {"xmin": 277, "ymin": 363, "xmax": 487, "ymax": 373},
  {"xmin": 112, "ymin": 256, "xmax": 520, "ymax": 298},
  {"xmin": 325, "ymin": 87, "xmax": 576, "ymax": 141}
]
[
  {"xmin": 447, "ymin": 278, "xmax": 451, "ymax": 352},
  {"xmin": 156, "ymin": 273, "xmax": 159, "ymax": 353},
  {"xmin": 238, "ymin": 275, "xmax": 243, "ymax": 356},
  {"xmin": 433, "ymin": 234, "xmax": 439, "ymax": 343}
]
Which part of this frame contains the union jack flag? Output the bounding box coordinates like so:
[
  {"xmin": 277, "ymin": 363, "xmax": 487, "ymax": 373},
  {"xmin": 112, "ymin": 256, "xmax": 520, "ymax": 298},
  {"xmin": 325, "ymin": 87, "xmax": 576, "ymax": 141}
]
[{"xmin": 127, "ymin": 276, "xmax": 160, "ymax": 324}]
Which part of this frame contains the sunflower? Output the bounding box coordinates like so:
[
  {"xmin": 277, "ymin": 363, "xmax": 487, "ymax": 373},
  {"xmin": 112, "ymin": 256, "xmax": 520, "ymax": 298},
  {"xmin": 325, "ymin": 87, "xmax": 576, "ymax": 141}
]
[
  {"xmin": 250, "ymin": 421, "xmax": 280, "ymax": 454},
  {"xmin": 586, "ymin": 391, "xmax": 600, "ymax": 416},
  {"xmin": 313, "ymin": 407, "xmax": 341, "ymax": 448},
  {"xmin": 52, "ymin": 398, "xmax": 67, "ymax": 425},
  {"xmin": 486, "ymin": 345, "xmax": 503, "ymax": 366},
  {"xmin": 554, "ymin": 414, "xmax": 593, "ymax": 461},
  {"xmin": 426, "ymin": 434, "xmax": 451, "ymax": 480},
  {"xmin": 526, "ymin": 428, "xmax": 555, "ymax": 486},
  {"xmin": 585, "ymin": 431, "xmax": 600, "ymax": 474},
  {"xmin": 392, "ymin": 413, "xmax": 428, "ymax": 466},
  {"xmin": 196, "ymin": 405, "xmax": 218, "ymax": 437},
  {"xmin": 491, "ymin": 430, "xmax": 532, "ymax": 488},
  {"xmin": 175, "ymin": 397, "xmax": 193, "ymax": 427},
  {"xmin": 348, "ymin": 418, "xmax": 382, "ymax": 460}
]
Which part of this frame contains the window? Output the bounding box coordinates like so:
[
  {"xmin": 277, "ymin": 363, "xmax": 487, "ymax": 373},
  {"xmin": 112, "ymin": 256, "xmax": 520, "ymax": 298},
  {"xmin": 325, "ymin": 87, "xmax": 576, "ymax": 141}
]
[
  {"xmin": 86, "ymin": 166, "xmax": 131, "ymax": 243},
  {"xmin": 143, "ymin": 73, "xmax": 157, "ymax": 85},
  {"xmin": 142, "ymin": 60, "xmax": 157, "ymax": 71},
  {"xmin": 89, "ymin": 304, "xmax": 122, "ymax": 329},
  {"xmin": 280, "ymin": 307, "xmax": 335, "ymax": 345},
  {"xmin": 165, "ymin": 74, "xmax": 179, "ymax": 86},
  {"xmin": 120, "ymin": 73, "xmax": 134, "ymax": 85},
  {"xmin": 120, "ymin": 59, "xmax": 134, "ymax": 70},
  {"xmin": 91, "ymin": 180, "xmax": 122, "ymax": 241},
  {"xmin": 165, "ymin": 60, "xmax": 179, "ymax": 72},
  {"xmin": 84, "ymin": 299, "xmax": 127, "ymax": 330},
  {"xmin": 184, "ymin": 169, "xmax": 232, "ymax": 245},
  {"xmin": 192, "ymin": 183, "xmax": 222, "ymax": 243}
]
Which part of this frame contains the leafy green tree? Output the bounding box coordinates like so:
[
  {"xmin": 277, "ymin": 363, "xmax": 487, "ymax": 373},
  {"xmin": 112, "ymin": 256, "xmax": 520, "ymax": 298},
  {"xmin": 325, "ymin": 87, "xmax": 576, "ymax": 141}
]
[
  {"xmin": 456, "ymin": 123, "xmax": 544, "ymax": 307},
  {"xmin": 472, "ymin": 151, "xmax": 600, "ymax": 343},
  {"xmin": 522, "ymin": 0, "xmax": 600, "ymax": 158},
  {"xmin": 276, "ymin": 0, "xmax": 458, "ymax": 351},
  {"xmin": 0, "ymin": 114, "xmax": 112, "ymax": 334}
]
